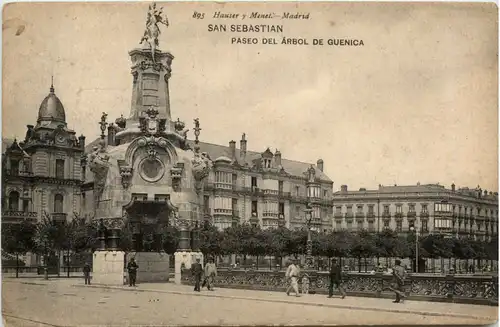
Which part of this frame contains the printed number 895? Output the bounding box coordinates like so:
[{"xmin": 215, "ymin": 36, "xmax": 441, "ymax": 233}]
[{"xmin": 193, "ymin": 11, "xmax": 205, "ymax": 19}]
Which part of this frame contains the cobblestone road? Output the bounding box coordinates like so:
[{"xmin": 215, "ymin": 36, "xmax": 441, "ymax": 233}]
[{"xmin": 2, "ymin": 278, "xmax": 497, "ymax": 326}]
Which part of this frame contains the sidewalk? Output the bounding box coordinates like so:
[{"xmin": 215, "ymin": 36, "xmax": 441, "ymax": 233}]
[
  {"xmin": 4, "ymin": 277, "xmax": 497, "ymax": 322},
  {"xmin": 70, "ymin": 281, "xmax": 497, "ymax": 321}
]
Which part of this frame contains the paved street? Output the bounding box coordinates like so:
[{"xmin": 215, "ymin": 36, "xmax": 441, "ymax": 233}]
[{"xmin": 2, "ymin": 278, "xmax": 498, "ymax": 326}]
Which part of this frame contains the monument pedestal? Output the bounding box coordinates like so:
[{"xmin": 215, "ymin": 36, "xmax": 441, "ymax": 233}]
[
  {"xmin": 174, "ymin": 251, "xmax": 203, "ymax": 285},
  {"xmin": 128, "ymin": 252, "xmax": 170, "ymax": 283},
  {"xmin": 92, "ymin": 251, "xmax": 126, "ymax": 285}
]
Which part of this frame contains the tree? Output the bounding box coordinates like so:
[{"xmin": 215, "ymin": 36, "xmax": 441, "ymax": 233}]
[
  {"xmin": 59, "ymin": 216, "xmax": 96, "ymax": 277},
  {"xmin": 1, "ymin": 221, "xmax": 36, "ymax": 277},
  {"xmin": 199, "ymin": 224, "xmax": 222, "ymax": 257},
  {"xmin": 33, "ymin": 214, "xmax": 67, "ymax": 275},
  {"xmin": 351, "ymin": 229, "xmax": 377, "ymax": 272}
]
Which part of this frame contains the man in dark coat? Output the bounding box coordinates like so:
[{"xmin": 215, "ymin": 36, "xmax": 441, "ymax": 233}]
[
  {"xmin": 391, "ymin": 259, "xmax": 407, "ymax": 303},
  {"xmin": 127, "ymin": 257, "xmax": 139, "ymax": 287},
  {"xmin": 83, "ymin": 262, "xmax": 91, "ymax": 285},
  {"xmin": 191, "ymin": 258, "xmax": 203, "ymax": 292},
  {"xmin": 328, "ymin": 259, "xmax": 346, "ymax": 299}
]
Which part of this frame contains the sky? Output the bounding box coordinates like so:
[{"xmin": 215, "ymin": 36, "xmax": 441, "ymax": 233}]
[{"xmin": 2, "ymin": 2, "xmax": 498, "ymax": 192}]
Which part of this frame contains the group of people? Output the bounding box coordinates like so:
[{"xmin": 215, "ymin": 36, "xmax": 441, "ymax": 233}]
[
  {"xmin": 84, "ymin": 255, "xmax": 408, "ymax": 303},
  {"xmin": 191, "ymin": 257, "xmax": 218, "ymax": 292},
  {"xmin": 284, "ymin": 258, "xmax": 408, "ymax": 303}
]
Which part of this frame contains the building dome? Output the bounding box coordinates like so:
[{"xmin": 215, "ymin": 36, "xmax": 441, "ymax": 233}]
[{"xmin": 37, "ymin": 84, "xmax": 66, "ymax": 123}]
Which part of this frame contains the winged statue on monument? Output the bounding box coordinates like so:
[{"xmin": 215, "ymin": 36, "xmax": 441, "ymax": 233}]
[{"xmin": 140, "ymin": 2, "xmax": 169, "ymax": 63}]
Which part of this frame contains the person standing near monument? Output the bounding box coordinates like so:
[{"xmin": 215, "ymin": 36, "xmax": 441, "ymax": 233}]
[
  {"xmin": 127, "ymin": 257, "xmax": 139, "ymax": 287},
  {"xmin": 285, "ymin": 259, "xmax": 300, "ymax": 297},
  {"xmin": 203, "ymin": 257, "xmax": 217, "ymax": 291},
  {"xmin": 83, "ymin": 262, "xmax": 91, "ymax": 285},
  {"xmin": 191, "ymin": 258, "xmax": 203, "ymax": 292},
  {"xmin": 328, "ymin": 259, "xmax": 346, "ymax": 299}
]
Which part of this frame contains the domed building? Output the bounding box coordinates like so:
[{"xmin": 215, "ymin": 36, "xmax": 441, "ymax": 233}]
[{"xmin": 2, "ymin": 82, "xmax": 86, "ymax": 265}]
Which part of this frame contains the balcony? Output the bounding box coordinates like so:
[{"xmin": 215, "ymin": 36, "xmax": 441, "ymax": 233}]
[
  {"xmin": 232, "ymin": 209, "xmax": 240, "ymax": 217},
  {"xmin": 355, "ymin": 213, "xmax": 365, "ymax": 219},
  {"xmin": 395, "ymin": 212, "xmax": 404, "ymax": 220},
  {"xmin": 263, "ymin": 212, "xmax": 279, "ymax": 219},
  {"xmin": 213, "ymin": 208, "xmax": 232, "ymax": 215},
  {"xmin": 345, "ymin": 212, "xmax": 354, "ymax": 219},
  {"xmin": 2, "ymin": 211, "xmax": 37, "ymax": 223},
  {"xmin": 382, "ymin": 212, "xmax": 391, "ymax": 219},
  {"xmin": 278, "ymin": 191, "xmax": 291, "ymax": 198},
  {"xmin": 51, "ymin": 213, "xmax": 67, "ymax": 223},
  {"xmin": 214, "ymin": 182, "xmax": 235, "ymax": 191},
  {"xmin": 366, "ymin": 212, "xmax": 375, "ymax": 219},
  {"xmin": 262, "ymin": 189, "xmax": 279, "ymax": 196},
  {"xmin": 420, "ymin": 212, "xmax": 429, "ymax": 218},
  {"xmin": 407, "ymin": 211, "xmax": 416, "ymax": 218},
  {"xmin": 334, "ymin": 213, "xmax": 343, "ymax": 219}
]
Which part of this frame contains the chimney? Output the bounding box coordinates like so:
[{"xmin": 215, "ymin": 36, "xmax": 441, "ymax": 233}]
[
  {"xmin": 229, "ymin": 140, "xmax": 236, "ymax": 159},
  {"xmin": 484, "ymin": 190, "xmax": 488, "ymax": 197},
  {"xmin": 78, "ymin": 134, "xmax": 86, "ymax": 150},
  {"xmin": 274, "ymin": 149, "xmax": 282, "ymax": 167},
  {"xmin": 240, "ymin": 133, "xmax": 247, "ymax": 162},
  {"xmin": 451, "ymin": 183, "xmax": 456, "ymax": 192},
  {"xmin": 317, "ymin": 159, "xmax": 324, "ymax": 172},
  {"xmin": 341, "ymin": 185, "xmax": 348, "ymax": 193},
  {"xmin": 107, "ymin": 124, "xmax": 116, "ymax": 146}
]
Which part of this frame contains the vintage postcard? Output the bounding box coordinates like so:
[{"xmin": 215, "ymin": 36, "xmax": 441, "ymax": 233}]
[{"xmin": 1, "ymin": 1, "xmax": 498, "ymax": 326}]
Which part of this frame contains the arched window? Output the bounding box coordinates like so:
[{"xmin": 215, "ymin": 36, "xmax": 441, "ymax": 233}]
[
  {"xmin": 54, "ymin": 194, "xmax": 64, "ymax": 213},
  {"xmin": 9, "ymin": 191, "xmax": 19, "ymax": 211}
]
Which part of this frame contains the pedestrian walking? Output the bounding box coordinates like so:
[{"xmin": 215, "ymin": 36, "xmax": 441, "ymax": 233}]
[
  {"xmin": 285, "ymin": 259, "xmax": 300, "ymax": 297},
  {"xmin": 127, "ymin": 257, "xmax": 139, "ymax": 287},
  {"xmin": 301, "ymin": 272, "xmax": 310, "ymax": 295},
  {"xmin": 390, "ymin": 259, "xmax": 407, "ymax": 303},
  {"xmin": 328, "ymin": 259, "xmax": 346, "ymax": 299},
  {"xmin": 191, "ymin": 258, "xmax": 203, "ymax": 292},
  {"xmin": 83, "ymin": 262, "xmax": 91, "ymax": 285},
  {"xmin": 203, "ymin": 257, "xmax": 217, "ymax": 291}
]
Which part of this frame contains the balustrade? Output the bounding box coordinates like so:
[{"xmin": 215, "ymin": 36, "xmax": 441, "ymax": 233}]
[{"xmin": 181, "ymin": 269, "xmax": 498, "ymax": 305}]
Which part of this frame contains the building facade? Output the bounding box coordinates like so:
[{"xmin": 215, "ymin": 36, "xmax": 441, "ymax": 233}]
[
  {"xmin": 2, "ymin": 84, "xmax": 85, "ymax": 225},
  {"xmin": 332, "ymin": 183, "xmax": 499, "ymax": 241},
  {"xmin": 199, "ymin": 140, "xmax": 334, "ymax": 231}
]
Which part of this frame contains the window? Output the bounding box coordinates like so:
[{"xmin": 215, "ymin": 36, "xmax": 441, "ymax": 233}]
[
  {"xmin": 422, "ymin": 220, "xmax": 428, "ymax": 232},
  {"xmin": 396, "ymin": 205, "xmax": 403, "ymax": 214},
  {"xmin": 335, "ymin": 220, "xmax": 342, "ymax": 230},
  {"xmin": 383, "ymin": 205, "xmax": 390, "ymax": 214},
  {"xmin": 368, "ymin": 205, "xmax": 375, "ymax": 214},
  {"xmin": 55, "ymin": 159, "xmax": 65, "ymax": 179},
  {"xmin": 278, "ymin": 181, "xmax": 284, "ymax": 193},
  {"xmin": 22, "ymin": 200, "xmax": 29, "ymax": 212},
  {"xmin": 232, "ymin": 174, "xmax": 237, "ymax": 187},
  {"xmin": 421, "ymin": 204, "xmax": 428, "ymax": 213},
  {"xmin": 263, "ymin": 158, "xmax": 272, "ymax": 168},
  {"xmin": 312, "ymin": 207, "xmax": 321, "ymax": 219},
  {"xmin": 323, "ymin": 190, "xmax": 327, "ymax": 198},
  {"xmin": 295, "ymin": 186, "xmax": 300, "ymax": 196},
  {"xmin": 368, "ymin": 221, "xmax": 375, "ymax": 232},
  {"xmin": 434, "ymin": 203, "xmax": 452, "ymax": 213},
  {"xmin": 251, "ymin": 201, "xmax": 258, "ymax": 215},
  {"xmin": 477, "ymin": 223, "xmax": 482, "ymax": 231},
  {"xmin": 346, "ymin": 220, "xmax": 353, "ymax": 230},
  {"xmin": 8, "ymin": 191, "xmax": 19, "ymax": 211},
  {"xmin": 383, "ymin": 220, "xmax": 390, "ymax": 229},
  {"xmin": 357, "ymin": 205, "xmax": 363, "ymax": 213},
  {"xmin": 214, "ymin": 196, "xmax": 232, "ymax": 214},
  {"xmin": 215, "ymin": 171, "xmax": 232, "ymax": 189},
  {"xmin": 204, "ymin": 195, "xmax": 210, "ymax": 213},
  {"xmin": 279, "ymin": 202, "xmax": 285, "ymax": 216},
  {"xmin": 357, "ymin": 220, "xmax": 364, "ymax": 231},
  {"xmin": 295, "ymin": 205, "xmax": 300, "ymax": 217},
  {"xmin": 396, "ymin": 220, "xmax": 402, "ymax": 232},
  {"xmin": 132, "ymin": 193, "xmax": 148, "ymax": 201},
  {"xmin": 54, "ymin": 194, "xmax": 64, "ymax": 213},
  {"xmin": 308, "ymin": 186, "xmax": 321, "ymax": 198},
  {"xmin": 10, "ymin": 159, "xmax": 19, "ymax": 176},
  {"xmin": 434, "ymin": 219, "xmax": 452, "ymax": 229},
  {"xmin": 264, "ymin": 201, "xmax": 279, "ymax": 215},
  {"xmin": 335, "ymin": 206, "xmax": 342, "ymax": 214},
  {"xmin": 251, "ymin": 177, "xmax": 257, "ymax": 188},
  {"xmin": 408, "ymin": 220, "xmax": 415, "ymax": 230},
  {"xmin": 408, "ymin": 204, "xmax": 415, "ymax": 213},
  {"xmin": 346, "ymin": 205, "xmax": 353, "ymax": 213}
]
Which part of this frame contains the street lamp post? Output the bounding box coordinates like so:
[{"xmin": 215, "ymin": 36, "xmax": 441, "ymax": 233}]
[
  {"xmin": 304, "ymin": 204, "xmax": 314, "ymax": 270},
  {"xmin": 410, "ymin": 224, "xmax": 419, "ymax": 273}
]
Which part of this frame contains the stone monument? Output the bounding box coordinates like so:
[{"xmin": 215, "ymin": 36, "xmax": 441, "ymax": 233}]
[{"xmin": 89, "ymin": 2, "xmax": 212, "ymax": 285}]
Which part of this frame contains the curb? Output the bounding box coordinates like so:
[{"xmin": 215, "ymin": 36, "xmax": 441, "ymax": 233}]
[{"xmin": 72, "ymin": 284, "xmax": 495, "ymax": 322}]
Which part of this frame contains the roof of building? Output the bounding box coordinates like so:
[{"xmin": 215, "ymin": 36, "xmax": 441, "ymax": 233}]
[
  {"xmin": 192, "ymin": 140, "xmax": 331, "ymax": 182},
  {"xmin": 37, "ymin": 85, "xmax": 66, "ymax": 123}
]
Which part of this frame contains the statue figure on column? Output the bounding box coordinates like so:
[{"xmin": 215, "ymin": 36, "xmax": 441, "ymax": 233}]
[{"xmin": 140, "ymin": 3, "xmax": 169, "ymax": 63}]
